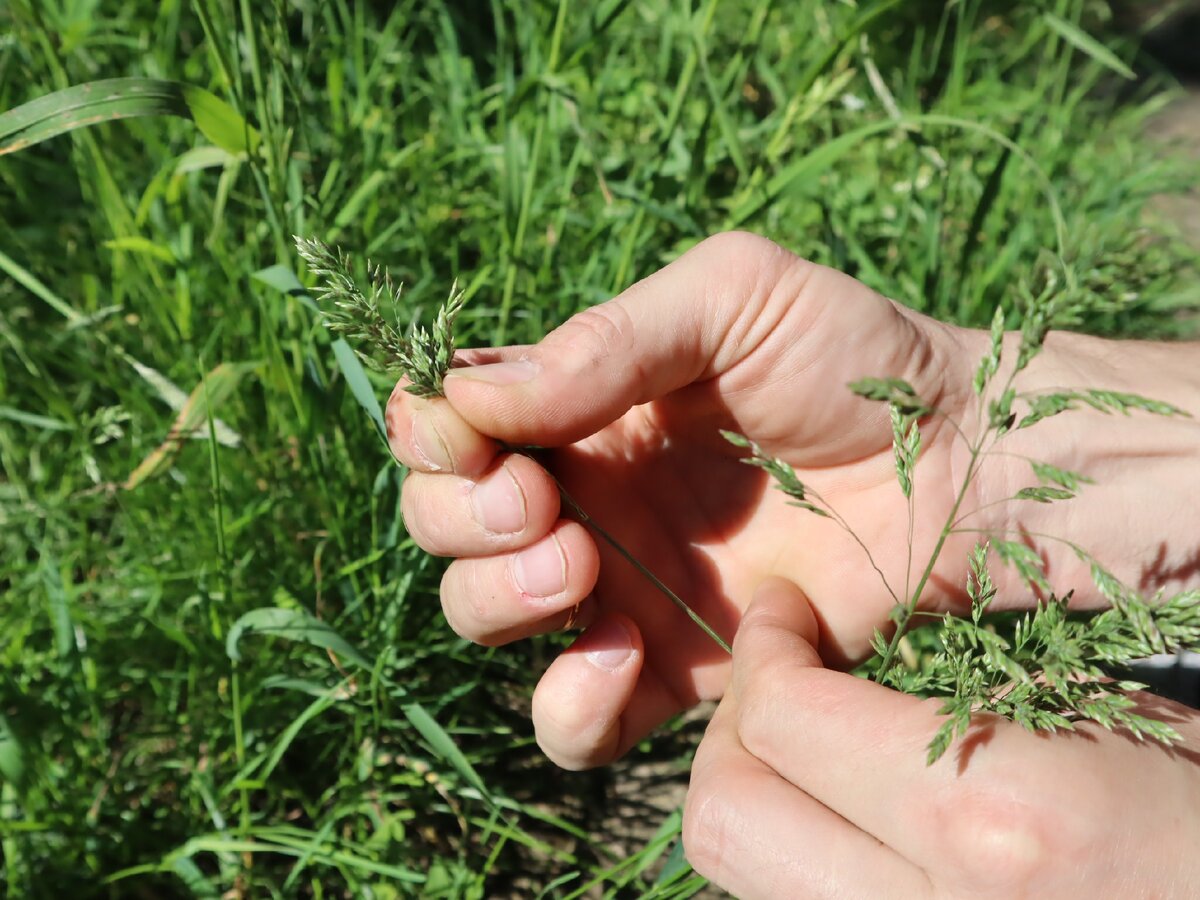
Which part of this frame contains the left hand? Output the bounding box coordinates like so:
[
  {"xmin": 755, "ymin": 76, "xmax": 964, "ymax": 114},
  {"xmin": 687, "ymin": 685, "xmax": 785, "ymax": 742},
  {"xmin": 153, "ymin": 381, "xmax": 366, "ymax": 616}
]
[{"xmin": 684, "ymin": 577, "xmax": 1200, "ymax": 898}]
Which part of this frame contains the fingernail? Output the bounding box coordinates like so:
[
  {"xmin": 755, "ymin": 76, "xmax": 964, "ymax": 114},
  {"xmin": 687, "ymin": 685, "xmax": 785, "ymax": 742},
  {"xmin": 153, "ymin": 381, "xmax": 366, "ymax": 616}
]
[
  {"xmin": 470, "ymin": 464, "xmax": 527, "ymax": 534},
  {"xmin": 513, "ymin": 534, "xmax": 566, "ymax": 598},
  {"xmin": 449, "ymin": 360, "xmax": 539, "ymax": 386},
  {"xmin": 411, "ymin": 414, "xmax": 453, "ymax": 471},
  {"xmin": 584, "ymin": 619, "xmax": 633, "ymax": 672}
]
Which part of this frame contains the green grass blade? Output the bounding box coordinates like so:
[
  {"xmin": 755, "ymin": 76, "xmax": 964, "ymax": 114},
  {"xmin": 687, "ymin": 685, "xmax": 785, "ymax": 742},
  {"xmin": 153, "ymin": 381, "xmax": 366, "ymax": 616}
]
[
  {"xmin": 256, "ymin": 684, "xmax": 346, "ymax": 782},
  {"xmin": 124, "ymin": 361, "xmax": 253, "ymax": 489},
  {"xmin": 728, "ymin": 119, "xmax": 897, "ymax": 226},
  {"xmin": 1043, "ymin": 13, "xmax": 1136, "ymax": 80},
  {"xmin": 402, "ymin": 702, "xmax": 494, "ymax": 804},
  {"xmin": 39, "ymin": 551, "xmax": 74, "ymax": 660},
  {"xmin": 0, "ymin": 406, "xmax": 72, "ymax": 432},
  {"xmin": 794, "ymin": 0, "xmax": 905, "ymax": 96},
  {"xmin": 251, "ymin": 263, "xmax": 319, "ymax": 312},
  {"xmin": 226, "ymin": 607, "xmax": 374, "ymax": 670},
  {"xmin": 169, "ymin": 857, "xmax": 220, "ymax": 898},
  {"xmin": 0, "ymin": 715, "xmax": 27, "ymax": 790},
  {"xmin": 0, "ymin": 246, "xmax": 84, "ymax": 321},
  {"xmin": 331, "ymin": 339, "xmax": 388, "ymax": 442}
]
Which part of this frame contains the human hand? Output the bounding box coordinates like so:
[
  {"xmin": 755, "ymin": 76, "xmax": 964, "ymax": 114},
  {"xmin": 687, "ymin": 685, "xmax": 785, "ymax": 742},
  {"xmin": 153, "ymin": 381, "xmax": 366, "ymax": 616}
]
[
  {"xmin": 684, "ymin": 577, "xmax": 1200, "ymax": 898},
  {"xmin": 385, "ymin": 231, "xmax": 1200, "ymax": 768}
]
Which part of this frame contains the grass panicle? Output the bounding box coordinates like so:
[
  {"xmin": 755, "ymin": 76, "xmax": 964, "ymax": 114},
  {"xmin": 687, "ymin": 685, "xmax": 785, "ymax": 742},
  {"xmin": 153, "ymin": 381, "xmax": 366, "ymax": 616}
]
[{"xmin": 294, "ymin": 235, "xmax": 464, "ymax": 397}]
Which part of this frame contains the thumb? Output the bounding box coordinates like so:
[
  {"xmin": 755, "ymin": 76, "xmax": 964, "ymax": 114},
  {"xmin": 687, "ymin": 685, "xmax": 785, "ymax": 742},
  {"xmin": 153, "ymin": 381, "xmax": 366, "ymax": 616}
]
[
  {"xmin": 441, "ymin": 232, "xmax": 807, "ymax": 446},
  {"xmin": 731, "ymin": 577, "xmax": 824, "ymax": 699}
]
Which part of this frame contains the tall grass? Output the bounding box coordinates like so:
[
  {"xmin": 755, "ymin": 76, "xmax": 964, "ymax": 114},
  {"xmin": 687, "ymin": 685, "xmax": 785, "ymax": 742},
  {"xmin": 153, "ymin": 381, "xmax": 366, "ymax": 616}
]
[{"xmin": 0, "ymin": 0, "xmax": 1195, "ymax": 895}]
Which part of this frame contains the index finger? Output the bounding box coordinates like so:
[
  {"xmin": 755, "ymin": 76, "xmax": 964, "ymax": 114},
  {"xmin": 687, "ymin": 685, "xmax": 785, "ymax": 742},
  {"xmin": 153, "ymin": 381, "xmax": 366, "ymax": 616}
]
[
  {"xmin": 730, "ymin": 578, "xmax": 942, "ymax": 863},
  {"xmin": 685, "ymin": 697, "xmax": 932, "ymax": 898}
]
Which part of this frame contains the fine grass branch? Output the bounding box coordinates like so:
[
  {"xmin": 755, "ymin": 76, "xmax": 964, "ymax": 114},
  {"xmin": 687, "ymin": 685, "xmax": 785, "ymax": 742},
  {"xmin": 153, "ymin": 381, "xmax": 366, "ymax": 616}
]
[{"xmin": 729, "ymin": 276, "xmax": 1198, "ymax": 763}]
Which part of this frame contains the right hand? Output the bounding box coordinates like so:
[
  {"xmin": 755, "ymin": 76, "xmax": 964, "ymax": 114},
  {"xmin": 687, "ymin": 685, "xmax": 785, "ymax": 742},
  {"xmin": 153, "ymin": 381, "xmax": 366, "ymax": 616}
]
[{"xmin": 385, "ymin": 231, "xmax": 1200, "ymax": 768}]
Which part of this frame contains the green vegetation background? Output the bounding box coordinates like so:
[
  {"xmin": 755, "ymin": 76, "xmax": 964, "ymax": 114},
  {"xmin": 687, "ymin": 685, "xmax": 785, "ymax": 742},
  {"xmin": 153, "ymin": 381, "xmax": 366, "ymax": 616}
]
[{"xmin": 1, "ymin": 0, "xmax": 1196, "ymax": 896}]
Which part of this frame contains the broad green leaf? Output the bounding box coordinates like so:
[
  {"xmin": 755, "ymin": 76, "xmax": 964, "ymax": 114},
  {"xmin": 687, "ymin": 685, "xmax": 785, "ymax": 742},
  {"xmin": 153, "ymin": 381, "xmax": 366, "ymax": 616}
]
[
  {"xmin": 226, "ymin": 607, "xmax": 373, "ymax": 670},
  {"xmin": 332, "ymin": 338, "xmax": 388, "ymax": 440},
  {"xmin": 402, "ymin": 702, "xmax": 493, "ymax": 803},
  {"xmin": 0, "ymin": 78, "xmax": 189, "ymax": 156},
  {"xmin": 180, "ymin": 84, "xmax": 260, "ymax": 155},
  {"xmin": 1043, "ymin": 13, "xmax": 1136, "ymax": 80},
  {"xmin": 251, "ymin": 264, "xmax": 318, "ymax": 312},
  {"xmin": 0, "ymin": 78, "xmax": 259, "ymax": 158}
]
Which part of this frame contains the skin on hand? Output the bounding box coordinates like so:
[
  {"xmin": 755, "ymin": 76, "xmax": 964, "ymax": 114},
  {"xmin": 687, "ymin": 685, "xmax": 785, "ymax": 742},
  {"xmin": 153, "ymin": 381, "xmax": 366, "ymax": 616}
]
[
  {"xmin": 683, "ymin": 577, "xmax": 1200, "ymax": 898},
  {"xmin": 385, "ymin": 231, "xmax": 1200, "ymax": 770}
]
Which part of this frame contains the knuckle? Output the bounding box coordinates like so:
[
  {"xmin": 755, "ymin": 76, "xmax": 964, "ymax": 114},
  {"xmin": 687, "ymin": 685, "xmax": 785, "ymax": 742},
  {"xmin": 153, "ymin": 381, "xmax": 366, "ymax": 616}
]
[
  {"xmin": 399, "ymin": 478, "xmax": 450, "ymax": 555},
  {"xmin": 693, "ymin": 232, "xmax": 815, "ymax": 372},
  {"xmin": 699, "ymin": 229, "xmax": 782, "ymax": 264},
  {"xmin": 681, "ymin": 776, "xmax": 738, "ymax": 884},
  {"xmin": 699, "ymin": 231, "xmax": 802, "ymax": 298},
  {"xmin": 735, "ymin": 661, "xmax": 827, "ymax": 760},
  {"xmin": 531, "ymin": 691, "xmax": 612, "ymax": 771},
  {"xmin": 542, "ymin": 303, "xmax": 637, "ymax": 370},
  {"xmin": 438, "ymin": 563, "xmax": 496, "ymax": 644},
  {"xmin": 735, "ymin": 668, "xmax": 799, "ymax": 762},
  {"xmin": 931, "ymin": 785, "xmax": 1059, "ymax": 892}
]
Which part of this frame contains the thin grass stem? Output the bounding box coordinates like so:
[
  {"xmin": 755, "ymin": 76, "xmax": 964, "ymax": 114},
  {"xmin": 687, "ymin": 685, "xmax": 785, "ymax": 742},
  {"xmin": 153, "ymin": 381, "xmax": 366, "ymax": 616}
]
[{"xmin": 550, "ymin": 475, "xmax": 732, "ymax": 655}]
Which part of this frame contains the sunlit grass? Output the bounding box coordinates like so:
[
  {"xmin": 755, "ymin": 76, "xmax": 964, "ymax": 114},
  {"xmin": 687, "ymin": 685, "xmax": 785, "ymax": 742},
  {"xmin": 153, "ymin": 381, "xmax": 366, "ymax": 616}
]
[{"xmin": 0, "ymin": 0, "xmax": 1195, "ymax": 895}]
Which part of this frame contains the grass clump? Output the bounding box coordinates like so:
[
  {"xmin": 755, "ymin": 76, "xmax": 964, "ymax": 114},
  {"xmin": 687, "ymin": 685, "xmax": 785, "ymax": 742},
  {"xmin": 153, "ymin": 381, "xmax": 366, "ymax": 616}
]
[{"xmin": 0, "ymin": 0, "xmax": 1197, "ymax": 896}]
